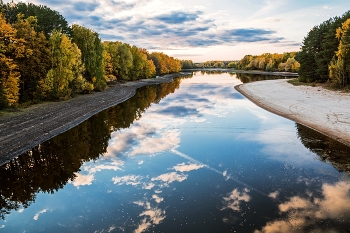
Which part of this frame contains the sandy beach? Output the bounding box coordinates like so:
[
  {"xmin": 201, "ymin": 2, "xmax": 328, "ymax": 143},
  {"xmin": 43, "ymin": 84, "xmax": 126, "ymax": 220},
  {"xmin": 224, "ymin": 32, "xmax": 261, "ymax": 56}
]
[{"xmin": 236, "ymin": 79, "xmax": 350, "ymax": 147}]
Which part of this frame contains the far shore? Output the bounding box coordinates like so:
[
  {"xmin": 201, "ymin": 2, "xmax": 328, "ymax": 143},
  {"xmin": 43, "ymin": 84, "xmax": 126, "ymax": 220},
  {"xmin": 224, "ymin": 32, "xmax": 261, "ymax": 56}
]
[
  {"xmin": 0, "ymin": 72, "xmax": 192, "ymax": 165},
  {"xmin": 235, "ymin": 79, "xmax": 350, "ymax": 147},
  {"xmin": 182, "ymin": 68, "xmax": 299, "ymax": 77}
]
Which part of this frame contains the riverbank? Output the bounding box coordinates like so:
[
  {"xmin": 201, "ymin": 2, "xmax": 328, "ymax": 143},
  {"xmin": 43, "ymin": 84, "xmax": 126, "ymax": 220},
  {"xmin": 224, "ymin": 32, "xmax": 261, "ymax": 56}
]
[
  {"xmin": 0, "ymin": 72, "xmax": 192, "ymax": 165},
  {"xmin": 235, "ymin": 79, "xmax": 350, "ymax": 147}
]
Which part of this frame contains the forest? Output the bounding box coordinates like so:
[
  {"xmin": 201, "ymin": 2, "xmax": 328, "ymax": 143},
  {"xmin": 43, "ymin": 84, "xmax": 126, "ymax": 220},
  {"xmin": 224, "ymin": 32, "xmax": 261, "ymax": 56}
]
[
  {"xmin": 0, "ymin": 1, "xmax": 181, "ymax": 109},
  {"xmin": 298, "ymin": 10, "xmax": 350, "ymax": 87}
]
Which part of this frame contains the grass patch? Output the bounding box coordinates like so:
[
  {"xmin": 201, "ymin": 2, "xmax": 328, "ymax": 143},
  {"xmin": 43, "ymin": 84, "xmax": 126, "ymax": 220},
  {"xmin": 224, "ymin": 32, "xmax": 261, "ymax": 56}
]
[
  {"xmin": 0, "ymin": 107, "xmax": 23, "ymax": 117},
  {"xmin": 287, "ymin": 78, "xmax": 317, "ymax": 87}
]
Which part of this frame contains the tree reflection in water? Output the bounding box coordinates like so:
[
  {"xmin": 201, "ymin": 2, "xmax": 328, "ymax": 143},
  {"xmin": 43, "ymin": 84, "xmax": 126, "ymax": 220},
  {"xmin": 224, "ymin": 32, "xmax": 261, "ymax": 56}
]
[
  {"xmin": 236, "ymin": 73, "xmax": 286, "ymax": 83},
  {"xmin": 254, "ymin": 123, "xmax": 350, "ymax": 232},
  {"xmin": 0, "ymin": 78, "xmax": 183, "ymax": 220},
  {"xmin": 296, "ymin": 123, "xmax": 350, "ymax": 174}
]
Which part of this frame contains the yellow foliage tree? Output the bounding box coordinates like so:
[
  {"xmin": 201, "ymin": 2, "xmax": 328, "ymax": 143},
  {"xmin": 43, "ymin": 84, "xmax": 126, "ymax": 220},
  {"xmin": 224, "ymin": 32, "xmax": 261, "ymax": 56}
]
[
  {"xmin": 0, "ymin": 13, "xmax": 25, "ymax": 107},
  {"xmin": 329, "ymin": 18, "xmax": 350, "ymax": 87},
  {"xmin": 41, "ymin": 30, "xmax": 88, "ymax": 100}
]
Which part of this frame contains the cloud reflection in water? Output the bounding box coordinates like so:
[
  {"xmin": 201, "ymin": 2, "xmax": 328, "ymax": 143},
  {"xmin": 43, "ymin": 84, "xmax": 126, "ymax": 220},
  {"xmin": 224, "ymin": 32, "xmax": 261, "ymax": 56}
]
[
  {"xmin": 222, "ymin": 188, "xmax": 251, "ymax": 212},
  {"xmin": 256, "ymin": 181, "xmax": 350, "ymax": 233}
]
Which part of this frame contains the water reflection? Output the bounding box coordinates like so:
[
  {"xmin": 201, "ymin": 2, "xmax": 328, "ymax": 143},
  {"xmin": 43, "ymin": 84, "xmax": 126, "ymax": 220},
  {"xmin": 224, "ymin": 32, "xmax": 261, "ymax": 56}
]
[
  {"xmin": 0, "ymin": 72, "xmax": 349, "ymax": 233},
  {"xmin": 236, "ymin": 73, "xmax": 287, "ymax": 83},
  {"xmin": 256, "ymin": 180, "xmax": 350, "ymax": 232},
  {"xmin": 0, "ymin": 78, "xmax": 183, "ymax": 220},
  {"xmin": 0, "ymin": 112, "xmax": 108, "ymax": 219},
  {"xmin": 296, "ymin": 123, "xmax": 350, "ymax": 174}
]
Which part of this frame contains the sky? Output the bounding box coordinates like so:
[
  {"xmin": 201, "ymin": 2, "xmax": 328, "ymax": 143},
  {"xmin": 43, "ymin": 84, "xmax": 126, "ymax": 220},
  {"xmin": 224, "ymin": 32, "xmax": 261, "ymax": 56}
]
[{"xmin": 7, "ymin": 0, "xmax": 350, "ymax": 62}]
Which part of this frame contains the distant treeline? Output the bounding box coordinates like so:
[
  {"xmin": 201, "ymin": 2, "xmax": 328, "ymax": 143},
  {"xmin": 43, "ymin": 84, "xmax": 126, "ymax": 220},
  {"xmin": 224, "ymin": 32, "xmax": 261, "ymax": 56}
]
[
  {"xmin": 236, "ymin": 52, "xmax": 300, "ymax": 72},
  {"xmin": 298, "ymin": 10, "xmax": 350, "ymax": 87},
  {"xmin": 180, "ymin": 60, "xmax": 237, "ymax": 69},
  {"xmin": 0, "ymin": 1, "xmax": 181, "ymax": 109},
  {"xmin": 181, "ymin": 53, "xmax": 300, "ymax": 73}
]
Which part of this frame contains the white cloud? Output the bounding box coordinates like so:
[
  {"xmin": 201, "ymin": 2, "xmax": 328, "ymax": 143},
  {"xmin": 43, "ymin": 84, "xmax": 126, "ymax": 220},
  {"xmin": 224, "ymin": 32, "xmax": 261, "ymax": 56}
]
[
  {"xmin": 72, "ymin": 173, "xmax": 94, "ymax": 187},
  {"xmin": 268, "ymin": 191, "xmax": 279, "ymax": 199},
  {"xmin": 33, "ymin": 209, "xmax": 48, "ymax": 221},
  {"xmin": 142, "ymin": 183, "xmax": 155, "ymax": 190},
  {"xmin": 138, "ymin": 160, "xmax": 144, "ymax": 165},
  {"xmin": 133, "ymin": 200, "xmax": 166, "ymax": 233},
  {"xmin": 112, "ymin": 175, "xmax": 143, "ymax": 186},
  {"xmin": 12, "ymin": 0, "xmax": 350, "ymax": 61},
  {"xmin": 70, "ymin": 160, "xmax": 125, "ymax": 188},
  {"xmin": 152, "ymin": 194, "xmax": 164, "ymax": 203},
  {"xmin": 221, "ymin": 188, "xmax": 250, "ymax": 212},
  {"xmin": 130, "ymin": 130, "xmax": 180, "ymax": 156},
  {"xmin": 173, "ymin": 162, "xmax": 204, "ymax": 172},
  {"xmin": 151, "ymin": 172, "xmax": 187, "ymax": 186}
]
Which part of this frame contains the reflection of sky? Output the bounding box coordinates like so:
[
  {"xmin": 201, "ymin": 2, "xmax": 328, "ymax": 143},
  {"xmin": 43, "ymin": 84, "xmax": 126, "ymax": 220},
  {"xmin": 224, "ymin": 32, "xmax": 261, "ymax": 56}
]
[
  {"xmin": 2, "ymin": 72, "xmax": 350, "ymax": 233},
  {"xmin": 256, "ymin": 181, "xmax": 350, "ymax": 233}
]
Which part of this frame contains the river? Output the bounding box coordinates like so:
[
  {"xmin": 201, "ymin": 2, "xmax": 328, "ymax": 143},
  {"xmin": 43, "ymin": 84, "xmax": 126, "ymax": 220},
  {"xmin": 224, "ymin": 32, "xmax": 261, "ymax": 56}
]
[{"xmin": 0, "ymin": 71, "xmax": 349, "ymax": 232}]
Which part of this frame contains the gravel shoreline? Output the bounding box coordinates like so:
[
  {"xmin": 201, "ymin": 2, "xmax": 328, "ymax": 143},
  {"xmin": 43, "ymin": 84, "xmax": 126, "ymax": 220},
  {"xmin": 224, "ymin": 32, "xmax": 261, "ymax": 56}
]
[
  {"xmin": 235, "ymin": 79, "xmax": 350, "ymax": 147},
  {"xmin": 0, "ymin": 72, "xmax": 192, "ymax": 165}
]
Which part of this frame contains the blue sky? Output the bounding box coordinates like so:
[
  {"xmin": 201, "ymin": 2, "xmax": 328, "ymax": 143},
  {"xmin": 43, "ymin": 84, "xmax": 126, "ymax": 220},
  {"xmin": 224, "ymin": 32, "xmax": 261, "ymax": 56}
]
[{"xmin": 9, "ymin": 0, "xmax": 350, "ymax": 61}]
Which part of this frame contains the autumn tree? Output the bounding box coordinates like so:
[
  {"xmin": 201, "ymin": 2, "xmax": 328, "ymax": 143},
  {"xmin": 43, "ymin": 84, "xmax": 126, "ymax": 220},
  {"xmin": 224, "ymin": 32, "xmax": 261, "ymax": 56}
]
[
  {"xmin": 139, "ymin": 48, "xmax": 156, "ymax": 79},
  {"xmin": 227, "ymin": 61, "xmax": 237, "ymax": 69},
  {"xmin": 103, "ymin": 47, "xmax": 115, "ymax": 82},
  {"xmin": 71, "ymin": 24, "xmax": 105, "ymax": 90},
  {"xmin": 149, "ymin": 52, "xmax": 181, "ymax": 75},
  {"xmin": 298, "ymin": 10, "xmax": 350, "ymax": 83},
  {"xmin": 115, "ymin": 43, "xmax": 133, "ymax": 80},
  {"xmin": 129, "ymin": 45, "xmax": 145, "ymax": 80},
  {"xmin": 103, "ymin": 41, "xmax": 157, "ymax": 81},
  {"xmin": 103, "ymin": 41, "xmax": 121, "ymax": 81},
  {"xmin": 180, "ymin": 60, "xmax": 195, "ymax": 69},
  {"xmin": 0, "ymin": 13, "xmax": 25, "ymax": 108},
  {"xmin": 237, "ymin": 52, "xmax": 299, "ymax": 72},
  {"xmin": 329, "ymin": 18, "xmax": 350, "ymax": 87},
  {"xmin": 40, "ymin": 30, "xmax": 91, "ymax": 100},
  {"xmin": 0, "ymin": 1, "xmax": 71, "ymax": 38},
  {"xmin": 13, "ymin": 14, "xmax": 51, "ymax": 102},
  {"xmin": 103, "ymin": 42, "xmax": 134, "ymax": 81},
  {"xmin": 213, "ymin": 61, "xmax": 225, "ymax": 68}
]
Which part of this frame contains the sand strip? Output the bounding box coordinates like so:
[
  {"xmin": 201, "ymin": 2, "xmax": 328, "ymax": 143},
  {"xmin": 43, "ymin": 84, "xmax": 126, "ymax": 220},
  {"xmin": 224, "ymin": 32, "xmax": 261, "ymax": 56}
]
[
  {"xmin": 235, "ymin": 79, "xmax": 350, "ymax": 147},
  {"xmin": 0, "ymin": 73, "xmax": 191, "ymax": 165}
]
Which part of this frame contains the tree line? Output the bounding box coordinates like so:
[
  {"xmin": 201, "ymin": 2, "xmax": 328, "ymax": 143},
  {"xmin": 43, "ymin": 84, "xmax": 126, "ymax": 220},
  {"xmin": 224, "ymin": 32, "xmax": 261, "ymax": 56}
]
[
  {"xmin": 180, "ymin": 56, "xmax": 300, "ymax": 72},
  {"xmin": 298, "ymin": 10, "xmax": 350, "ymax": 87},
  {"xmin": 0, "ymin": 1, "xmax": 181, "ymax": 109},
  {"xmin": 236, "ymin": 52, "xmax": 300, "ymax": 72},
  {"xmin": 180, "ymin": 60, "xmax": 237, "ymax": 69}
]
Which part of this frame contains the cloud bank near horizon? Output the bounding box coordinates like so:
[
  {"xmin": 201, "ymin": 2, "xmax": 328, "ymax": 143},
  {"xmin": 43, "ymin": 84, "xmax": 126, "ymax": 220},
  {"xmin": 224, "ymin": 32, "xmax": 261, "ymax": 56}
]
[
  {"xmin": 11, "ymin": 0, "xmax": 350, "ymax": 60},
  {"xmin": 18, "ymin": 0, "xmax": 292, "ymax": 50}
]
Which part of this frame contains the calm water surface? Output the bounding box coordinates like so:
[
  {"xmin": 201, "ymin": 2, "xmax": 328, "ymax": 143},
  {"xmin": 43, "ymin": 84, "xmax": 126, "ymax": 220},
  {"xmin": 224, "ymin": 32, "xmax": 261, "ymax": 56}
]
[{"xmin": 1, "ymin": 72, "xmax": 350, "ymax": 233}]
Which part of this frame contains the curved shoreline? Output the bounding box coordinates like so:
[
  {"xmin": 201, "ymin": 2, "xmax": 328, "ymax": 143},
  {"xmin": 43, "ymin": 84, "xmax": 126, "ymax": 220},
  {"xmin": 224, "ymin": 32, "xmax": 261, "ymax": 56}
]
[
  {"xmin": 235, "ymin": 80, "xmax": 350, "ymax": 147},
  {"xmin": 0, "ymin": 72, "xmax": 192, "ymax": 165}
]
